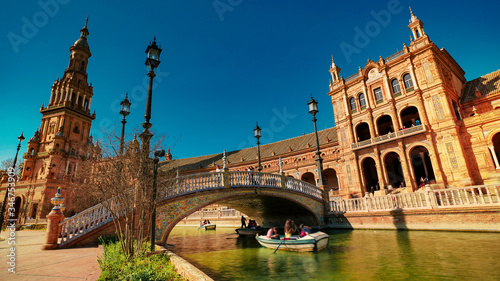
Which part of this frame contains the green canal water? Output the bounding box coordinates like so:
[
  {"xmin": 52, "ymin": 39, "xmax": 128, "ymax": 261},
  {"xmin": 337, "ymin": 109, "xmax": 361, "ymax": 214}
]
[{"xmin": 168, "ymin": 226, "xmax": 500, "ymax": 280}]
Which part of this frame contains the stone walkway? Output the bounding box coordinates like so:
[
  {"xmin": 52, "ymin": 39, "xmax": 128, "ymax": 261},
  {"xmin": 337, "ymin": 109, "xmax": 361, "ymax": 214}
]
[{"xmin": 0, "ymin": 230, "xmax": 101, "ymax": 281}]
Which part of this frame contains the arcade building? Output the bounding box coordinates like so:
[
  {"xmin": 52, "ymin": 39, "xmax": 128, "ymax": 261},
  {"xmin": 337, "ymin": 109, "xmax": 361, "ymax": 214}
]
[{"xmin": 1, "ymin": 10, "xmax": 499, "ymax": 222}]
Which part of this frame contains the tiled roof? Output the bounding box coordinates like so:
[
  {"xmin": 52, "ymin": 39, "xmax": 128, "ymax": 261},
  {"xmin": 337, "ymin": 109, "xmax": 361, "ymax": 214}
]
[
  {"xmin": 160, "ymin": 127, "xmax": 338, "ymax": 172},
  {"xmin": 461, "ymin": 69, "xmax": 500, "ymax": 103}
]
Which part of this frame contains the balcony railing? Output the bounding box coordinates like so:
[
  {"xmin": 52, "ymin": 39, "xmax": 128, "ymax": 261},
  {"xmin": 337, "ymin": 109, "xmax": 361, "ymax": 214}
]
[
  {"xmin": 344, "ymin": 73, "xmax": 360, "ymax": 83},
  {"xmin": 351, "ymin": 124, "xmax": 426, "ymax": 150},
  {"xmin": 384, "ymin": 49, "xmax": 405, "ymax": 63}
]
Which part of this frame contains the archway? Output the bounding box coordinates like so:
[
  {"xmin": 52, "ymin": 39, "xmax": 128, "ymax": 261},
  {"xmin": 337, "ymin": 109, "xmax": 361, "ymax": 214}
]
[
  {"xmin": 301, "ymin": 172, "xmax": 316, "ymax": 186},
  {"xmin": 324, "ymin": 168, "xmax": 339, "ymax": 199},
  {"xmin": 377, "ymin": 115, "xmax": 394, "ymax": 135},
  {"xmin": 400, "ymin": 106, "xmax": 421, "ymax": 128},
  {"xmin": 384, "ymin": 152, "xmax": 404, "ymax": 188},
  {"xmin": 492, "ymin": 133, "xmax": 500, "ymax": 169},
  {"xmin": 362, "ymin": 158, "xmax": 379, "ymax": 193},
  {"xmin": 356, "ymin": 122, "xmax": 371, "ymax": 142},
  {"xmin": 14, "ymin": 197, "xmax": 22, "ymax": 220},
  {"xmin": 410, "ymin": 146, "xmax": 435, "ymax": 186}
]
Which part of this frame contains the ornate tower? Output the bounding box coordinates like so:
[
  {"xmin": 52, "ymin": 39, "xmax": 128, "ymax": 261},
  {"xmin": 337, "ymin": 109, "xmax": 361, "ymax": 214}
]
[{"xmin": 22, "ymin": 18, "xmax": 96, "ymax": 182}]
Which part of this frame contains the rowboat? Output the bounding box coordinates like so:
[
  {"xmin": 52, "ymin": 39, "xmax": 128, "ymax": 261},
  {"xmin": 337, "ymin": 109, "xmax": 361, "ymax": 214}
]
[
  {"xmin": 255, "ymin": 231, "xmax": 329, "ymax": 252},
  {"xmin": 198, "ymin": 224, "xmax": 216, "ymax": 230},
  {"xmin": 235, "ymin": 227, "xmax": 262, "ymax": 236}
]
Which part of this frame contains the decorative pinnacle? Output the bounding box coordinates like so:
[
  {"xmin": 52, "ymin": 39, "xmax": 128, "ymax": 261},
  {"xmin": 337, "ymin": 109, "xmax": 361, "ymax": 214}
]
[
  {"xmin": 85, "ymin": 15, "xmax": 89, "ymax": 28},
  {"xmin": 223, "ymin": 149, "xmax": 227, "ymax": 169},
  {"xmin": 278, "ymin": 156, "xmax": 283, "ymax": 174}
]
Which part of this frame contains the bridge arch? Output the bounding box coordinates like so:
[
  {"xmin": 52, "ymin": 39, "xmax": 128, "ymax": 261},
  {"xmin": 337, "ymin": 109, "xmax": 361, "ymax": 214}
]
[{"xmin": 154, "ymin": 171, "xmax": 325, "ymax": 245}]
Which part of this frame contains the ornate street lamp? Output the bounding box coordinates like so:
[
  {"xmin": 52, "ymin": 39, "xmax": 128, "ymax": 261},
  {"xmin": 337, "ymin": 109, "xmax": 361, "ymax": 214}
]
[
  {"xmin": 254, "ymin": 122, "xmax": 262, "ymax": 172},
  {"xmin": 0, "ymin": 132, "xmax": 25, "ymax": 233},
  {"xmin": 151, "ymin": 149, "xmax": 165, "ymax": 252},
  {"xmin": 308, "ymin": 95, "xmax": 325, "ymax": 186},
  {"xmin": 140, "ymin": 38, "xmax": 162, "ymax": 156},
  {"xmin": 119, "ymin": 93, "xmax": 131, "ymax": 155}
]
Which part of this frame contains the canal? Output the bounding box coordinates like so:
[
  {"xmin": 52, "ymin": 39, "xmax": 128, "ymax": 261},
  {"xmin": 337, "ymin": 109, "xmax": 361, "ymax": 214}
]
[{"xmin": 168, "ymin": 226, "xmax": 500, "ymax": 280}]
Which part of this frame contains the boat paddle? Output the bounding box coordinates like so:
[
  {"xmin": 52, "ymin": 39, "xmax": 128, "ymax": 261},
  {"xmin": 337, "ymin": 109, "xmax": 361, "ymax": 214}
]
[{"xmin": 274, "ymin": 239, "xmax": 284, "ymax": 253}]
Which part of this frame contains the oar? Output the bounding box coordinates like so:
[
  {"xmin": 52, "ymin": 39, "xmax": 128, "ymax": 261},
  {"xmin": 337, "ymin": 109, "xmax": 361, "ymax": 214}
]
[{"xmin": 274, "ymin": 239, "xmax": 284, "ymax": 253}]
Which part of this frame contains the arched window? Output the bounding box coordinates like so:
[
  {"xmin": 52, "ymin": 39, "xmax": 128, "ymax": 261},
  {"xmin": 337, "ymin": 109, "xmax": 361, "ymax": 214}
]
[
  {"xmin": 80, "ymin": 61, "xmax": 85, "ymax": 71},
  {"xmin": 403, "ymin": 73, "xmax": 414, "ymax": 90},
  {"xmin": 349, "ymin": 97, "xmax": 357, "ymax": 112},
  {"xmin": 359, "ymin": 93, "xmax": 366, "ymax": 109},
  {"xmin": 391, "ymin": 79, "xmax": 401, "ymax": 95}
]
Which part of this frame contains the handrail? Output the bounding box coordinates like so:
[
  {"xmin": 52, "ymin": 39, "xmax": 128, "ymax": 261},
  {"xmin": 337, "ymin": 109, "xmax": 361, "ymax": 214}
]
[
  {"xmin": 59, "ymin": 198, "xmax": 123, "ymax": 247},
  {"xmin": 160, "ymin": 171, "xmax": 323, "ymax": 200}
]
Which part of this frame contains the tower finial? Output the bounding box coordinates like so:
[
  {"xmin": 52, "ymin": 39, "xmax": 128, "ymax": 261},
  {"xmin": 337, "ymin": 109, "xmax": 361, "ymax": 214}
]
[
  {"xmin": 331, "ymin": 55, "xmax": 336, "ymax": 68},
  {"xmin": 85, "ymin": 15, "xmax": 89, "ymax": 28},
  {"xmin": 409, "ymin": 7, "xmax": 418, "ymax": 23}
]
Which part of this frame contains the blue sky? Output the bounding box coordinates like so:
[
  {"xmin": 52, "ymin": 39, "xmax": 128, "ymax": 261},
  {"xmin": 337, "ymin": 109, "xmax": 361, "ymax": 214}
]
[{"xmin": 1, "ymin": 0, "xmax": 499, "ymax": 163}]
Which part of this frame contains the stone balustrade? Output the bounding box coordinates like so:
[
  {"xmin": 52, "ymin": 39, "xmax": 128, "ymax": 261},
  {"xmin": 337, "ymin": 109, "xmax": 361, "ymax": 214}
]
[
  {"xmin": 329, "ymin": 184, "xmax": 500, "ymax": 213},
  {"xmin": 351, "ymin": 124, "xmax": 426, "ymax": 150}
]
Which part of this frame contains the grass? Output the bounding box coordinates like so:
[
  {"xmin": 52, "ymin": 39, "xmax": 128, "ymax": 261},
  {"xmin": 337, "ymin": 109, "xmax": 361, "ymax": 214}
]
[{"xmin": 97, "ymin": 236, "xmax": 186, "ymax": 281}]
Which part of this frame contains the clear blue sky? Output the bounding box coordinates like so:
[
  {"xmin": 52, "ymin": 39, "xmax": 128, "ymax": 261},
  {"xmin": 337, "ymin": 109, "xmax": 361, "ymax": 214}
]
[{"xmin": 1, "ymin": 0, "xmax": 500, "ymax": 163}]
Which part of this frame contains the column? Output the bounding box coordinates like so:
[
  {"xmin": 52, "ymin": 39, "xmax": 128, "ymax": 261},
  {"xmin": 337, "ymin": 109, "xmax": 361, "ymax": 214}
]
[
  {"xmin": 416, "ymin": 93, "xmax": 430, "ymax": 126},
  {"xmin": 408, "ymin": 64, "xmax": 420, "ymax": 90},
  {"xmin": 49, "ymin": 89, "xmax": 55, "ymax": 105},
  {"xmin": 382, "ymin": 72, "xmax": 392, "ymax": 100},
  {"xmin": 489, "ymin": 147, "xmax": 500, "ymax": 169},
  {"xmin": 398, "ymin": 140, "xmax": 414, "ymax": 190},
  {"xmin": 419, "ymin": 152, "xmax": 429, "ymax": 179},
  {"xmin": 374, "ymin": 147, "xmax": 387, "ymax": 187},
  {"xmin": 390, "ymin": 103, "xmax": 401, "ymax": 130}
]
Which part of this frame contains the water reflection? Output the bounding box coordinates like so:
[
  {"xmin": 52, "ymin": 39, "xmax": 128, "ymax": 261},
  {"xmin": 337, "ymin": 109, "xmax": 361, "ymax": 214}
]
[{"xmin": 168, "ymin": 226, "xmax": 500, "ymax": 281}]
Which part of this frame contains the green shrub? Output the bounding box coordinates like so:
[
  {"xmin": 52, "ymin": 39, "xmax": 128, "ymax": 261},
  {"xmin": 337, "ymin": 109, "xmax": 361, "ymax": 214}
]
[{"xmin": 97, "ymin": 240, "xmax": 186, "ymax": 281}]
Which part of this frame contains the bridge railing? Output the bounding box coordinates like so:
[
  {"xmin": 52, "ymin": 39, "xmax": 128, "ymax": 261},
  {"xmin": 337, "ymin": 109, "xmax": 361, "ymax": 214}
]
[
  {"xmin": 160, "ymin": 171, "xmax": 324, "ymax": 200},
  {"xmin": 329, "ymin": 184, "xmax": 500, "ymax": 213},
  {"xmin": 59, "ymin": 198, "xmax": 122, "ymax": 247},
  {"xmin": 59, "ymin": 170, "xmax": 323, "ymax": 247}
]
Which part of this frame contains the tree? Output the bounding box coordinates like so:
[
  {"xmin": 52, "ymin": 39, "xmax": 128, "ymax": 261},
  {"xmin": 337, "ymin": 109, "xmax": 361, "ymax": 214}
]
[
  {"xmin": 73, "ymin": 130, "xmax": 173, "ymax": 258},
  {"xmin": 0, "ymin": 158, "xmax": 23, "ymax": 177}
]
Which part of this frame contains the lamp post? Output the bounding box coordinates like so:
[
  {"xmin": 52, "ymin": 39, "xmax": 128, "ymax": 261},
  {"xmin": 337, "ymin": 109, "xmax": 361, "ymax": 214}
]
[
  {"xmin": 151, "ymin": 149, "xmax": 165, "ymax": 252},
  {"xmin": 139, "ymin": 38, "xmax": 162, "ymax": 156},
  {"xmin": 308, "ymin": 95, "xmax": 325, "ymax": 186},
  {"xmin": 0, "ymin": 132, "xmax": 25, "ymax": 232},
  {"xmin": 119, "ymin": 93, "xmax": 131, "ymax": 155},
  {"xmin": 254, "ymin": 122, "xmax": 262, "ymax": 172}
]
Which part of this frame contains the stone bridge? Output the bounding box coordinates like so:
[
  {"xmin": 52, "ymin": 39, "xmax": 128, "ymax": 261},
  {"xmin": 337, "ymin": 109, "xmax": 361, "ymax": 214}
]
[{"xmin": 58, "ymin": 170, "xmax": 327, "ymax": 248}]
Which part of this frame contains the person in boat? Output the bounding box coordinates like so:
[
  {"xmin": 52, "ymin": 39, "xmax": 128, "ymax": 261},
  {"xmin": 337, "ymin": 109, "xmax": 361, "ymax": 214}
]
[
  {"xmin": 199, "ymin": 221, "xmax": 204, "ymax": 226},
  {"xmin": 299, "ymin": 224, "xmax": 312, "ymax": 237},
  {"xmin": 248, "ymin": 219, "xmax": 257, "ymax": 229},
  {"xmin": 267, "ymin": 227, "xmax": 280, "ymax": 239},
  {"xmin": 207, "ymin": 219, "xmax": 211, "ymax": 224},
  {"xmin": 284, "ymin": 219, "xmax": 298, "ymax": 240},
  {"xmin": 203, "ymin": 219, "xmax": 208, "ymax": 225},
  {"xmin": 241, "ymin": 215, "xmax": 247, "ymax": 228}
]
